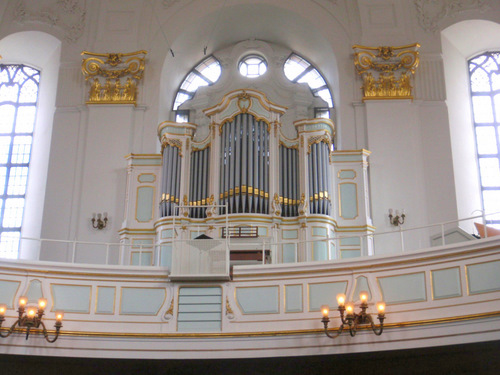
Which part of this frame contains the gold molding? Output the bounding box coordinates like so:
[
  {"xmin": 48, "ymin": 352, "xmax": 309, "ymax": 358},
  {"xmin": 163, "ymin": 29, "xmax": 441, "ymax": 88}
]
[
  {"xmin": 353, "ymin": 43, "xmax": 419, "ymax": 101},
  {"xmin": 81, "ymin": 50, "xmax": 147, "ymax": 105}
]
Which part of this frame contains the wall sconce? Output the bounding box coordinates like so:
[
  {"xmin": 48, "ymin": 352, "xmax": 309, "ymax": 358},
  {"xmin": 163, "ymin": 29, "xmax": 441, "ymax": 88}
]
[
  {"xmin": 321, "ymin": 292, "xmax": 385, "ymax": 338},
  {"xmin": 0, "ymin": 297, "xmax": 63, "ymax": 342},
  {"xmin": 91, "ymin": 212, "xmax": 108, "ymax": 230},
  {"xmin": 388, "ymin": 209, "xmax": 405, "ymax": 226}
]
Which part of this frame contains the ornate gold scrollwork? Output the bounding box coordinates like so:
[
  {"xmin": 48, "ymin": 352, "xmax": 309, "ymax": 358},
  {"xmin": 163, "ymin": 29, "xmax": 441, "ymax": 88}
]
[
  {"xmin": 161, "ymin": 138, "xmax": 183, "ymax": 157},
  {"xmin": 353, "ymin": 44, "xmax": 420, "ymax": 100},
  {"xmin": 81, "ymin": 50, "xmax": 147, "ymax": 105},
  {"xmin": 307, "ymin": 133, "xmax": 332, "ymax": 154}
]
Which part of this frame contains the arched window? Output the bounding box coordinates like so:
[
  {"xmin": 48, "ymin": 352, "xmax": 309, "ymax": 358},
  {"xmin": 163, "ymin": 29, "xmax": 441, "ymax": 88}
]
[
  {"xmin": 284, "ymin": 53, "xmax": 333, "ymax": 116},
  {"xmin": 173, "ymin": 55, "xmax": 221, "ymax": 121},
  {"xmin": 0, "ymin": 64, "xmax": 40, "ymax": 258},
  {"xmin": 469, "ymin": 52, "xmax": 500, "ymax": 227}
]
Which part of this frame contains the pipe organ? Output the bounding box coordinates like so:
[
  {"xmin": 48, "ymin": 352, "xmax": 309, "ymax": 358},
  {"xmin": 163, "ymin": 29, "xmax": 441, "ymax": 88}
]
[{"xmin": 122, "ymin": 90, "xmax": 373, "ymax": 266}]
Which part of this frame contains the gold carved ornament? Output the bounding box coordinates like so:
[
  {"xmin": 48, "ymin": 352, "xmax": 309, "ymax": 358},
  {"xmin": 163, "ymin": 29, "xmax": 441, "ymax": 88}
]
[
  {"xmin": 353, "ymin": 44, "xmax": 420, "ymax": 100},
  {"xmin": 307, "ymin": 133, "xmax": 332, "ymax": 154},
  {"xmin": 81, "ymin": 50, "xmax": 147, "ymax": 105},
  {"xmin": 161, "ymin": 137, "xmax": 183, "ymax": 157}
]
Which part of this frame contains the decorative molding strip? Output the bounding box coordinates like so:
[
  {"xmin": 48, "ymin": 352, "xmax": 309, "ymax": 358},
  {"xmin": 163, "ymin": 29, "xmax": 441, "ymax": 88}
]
[
  {"xmin": 414, "ymin": 0, "xmax": 490, "ymax": 32},
  {"xmin": 14, "ymin": 0, "xmax": 87, "ymax": 43},
  {"xmin": 81, "ymin": 50, "xmax": 147, "ymax": 105},
  {"xmin": 353, "ymin": 43, "xmax": 420, "ymax": 101}
]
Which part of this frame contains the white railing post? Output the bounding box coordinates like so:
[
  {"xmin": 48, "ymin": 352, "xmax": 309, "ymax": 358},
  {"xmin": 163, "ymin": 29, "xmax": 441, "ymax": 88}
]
[
  {"xmin": 262, "ymin": 240, "xmax": 266, "ymax": 265},
  {"xmin": 483, "ymin": 210, "xmax": 488, "ymax": 238},
  {"xmin": 71, "ymin": 239, "xmax": 77, "ymax": 263},
  {"xmin": 139, "ymin": 244, "xmax": 143, "ymax": 266},
  {"xmin": 105, "ymin": 243, "xmax": 110, "ymax": 265},
  {"xmin": 399, "ymin": 227, "xmax": 405, "ymax": 253},
  {"xmin": 441, "ymin": 223, "xmax": 445, "ymax": 246}
]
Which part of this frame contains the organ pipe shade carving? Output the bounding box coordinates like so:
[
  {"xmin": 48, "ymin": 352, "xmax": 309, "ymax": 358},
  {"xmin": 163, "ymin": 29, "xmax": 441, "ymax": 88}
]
[
  {"xmin": 308, "ymin": 141, "xmax": 331, "ymax": 215},
  {"xmin": 279, "ymin": 145, "xmax": 299, "ymax": 217},
  {"xmin": 189, "ymin": 147, "xmax": 210, "ymax": 218},
  {"xmin": 160, "ymin": 145, "xmax": 182, "ymax": 217},
  {"xmin": 220, "ymin": 114, "xmax": 269, "ymax": 214}
]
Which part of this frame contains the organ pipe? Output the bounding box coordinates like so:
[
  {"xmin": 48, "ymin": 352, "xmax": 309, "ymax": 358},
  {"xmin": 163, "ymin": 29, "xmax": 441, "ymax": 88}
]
[
  {"xmin": 160, "ymin": 144, "xmax": 181, "ymax": 217},
  {"xmin": 279, "ymin": 145, "xmax": 299, "ymax": 217},
  {"xmin": 219, "ymin": 114, "xmax": 269, "ymax": 214},
  {"xmin": 189, "ymin": 147, "xmax": 210, "ymax": 218},
  {"xmin": 308, "ymin": 141, "xmax": 331, "ymax": 215}
]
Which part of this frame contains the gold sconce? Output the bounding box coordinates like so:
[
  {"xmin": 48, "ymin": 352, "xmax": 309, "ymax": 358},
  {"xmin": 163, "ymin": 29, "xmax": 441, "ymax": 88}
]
[
  {"xmin": 0, "ymin": 297, "xmax": 63, "ymax": 342},
  {"xmin": 321, "ymin": 292, "xmax": 385, "ymax": 338},
  {"xmin": 81, "ymin": 50, "xmax": 147, "ymax": 105},
  {"xmin": 389, "ymin": 209, "xmax": 406, "ymax": 226},
  {"xmin": 91, "ymin": 212, "xmax": 108, "ymax": 230}
]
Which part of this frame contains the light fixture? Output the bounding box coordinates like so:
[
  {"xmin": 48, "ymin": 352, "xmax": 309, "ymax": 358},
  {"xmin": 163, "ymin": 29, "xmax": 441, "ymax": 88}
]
[
  {"xmin": 321, "ymin": 291, "xmax": 385, "ymax": 338},
  {"xmin": 388, "ymin": 209, "xmax": 405, "ymax": 226},
  {"xmin": 0, "ymin": 297, "xmax": 63, "ymax": 342},
  {"xmin": 91, "ymin": 212, "xmax": 108, "ymax": 230}
]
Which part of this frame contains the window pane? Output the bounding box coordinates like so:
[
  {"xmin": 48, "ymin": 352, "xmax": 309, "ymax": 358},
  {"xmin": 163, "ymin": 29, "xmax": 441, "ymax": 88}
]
[
  {"xmin": 0, "ymin": 83, "xmax": 19, "ymax": 103},
  {"xmin": 2, "ymin": 198, "xmax": 25, "ymax": 228},
  {"xmin": 298, "ymin": 69, "xmax": 325, "ymax": 89},
  {"xmin": 180, "ymin": 72, "xmax": 209, "ymax": 93},
  {"xmin": 19, "ymin": 79, "xmax": 39, "ymax": 103},
  {"xmin": 7, "ymin": 167, "xmax": 29, "ymax": 195},
  {"xmin": 0, "ymin": 167, "xmax": 6, "ymax": 195},
  {"xmin": 284, "ymin": 55, "xmax": 310, "ymax": 81},
  {"xmin": 479, "ymin": 158, "xmax": 500, "ymax": 187},
  {"xmin": 472, "ymin": 96, "xmax": 494, "ymax": 123},
  {"xmin": 483, "ymin": 190, "xmax": 500, "ymax": 217},
  {"xmin": 0, "ymin": 136, "xmax": 11, "ymax": 163},
  {"xmin": 15, "ymin": 106, "xmax": 36, "ymax": 133},
  {"xmin": 0, "ymin": 104, "xmax": 15, "ymax": 133},
  {"xmin": 470, "ymin": 68, "xmax": 491, "ymax": 92},
  {"xmin": 195, "ymin": 57, "xmax": 221, "ymax": 83},
  {"xmin": 0, "ymin": 231, "xmax": 19, "ymax": 259},
  {"xmin": 316, "ymin": 89, "xmax": 334, "ymax": 107},
  {"xmin": 11, "ymin": 136, "xmax": 32, "ymax": 164},
  {"xmin": 476, "ymin": 127, "xmax": 498, "ymax": 154}
]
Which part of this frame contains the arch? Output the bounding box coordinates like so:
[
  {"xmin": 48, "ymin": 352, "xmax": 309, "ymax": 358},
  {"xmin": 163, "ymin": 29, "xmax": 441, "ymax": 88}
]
[
  {"xmin": 442, "ymin": 20, "xmax": 500, "ymax": 229},
  {"xmin": 0, "ymin": 31, "xmax": 61, "ymax": 259}
]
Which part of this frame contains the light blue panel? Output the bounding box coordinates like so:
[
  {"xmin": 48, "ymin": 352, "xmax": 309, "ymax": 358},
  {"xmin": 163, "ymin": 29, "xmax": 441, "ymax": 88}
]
[
  {"xmin": 285, "ymin": 285, "xmax": 302, "ymax": 313},
  {"xmin": 138, "ymin": 174, "xmax": 156, "ymax": 183},
  {"xmin": 249, "ymin": 98, "xmax": 268, "ymax": 119},
  {"xmin": 378, "ymin": 272, "xmax": 426, "ymax": 304},
  {"xmin": 132, "ymin": 239, "xmax": 153, "ymax": 246},
  {"xmin": 51, "ymin": 285, "xmax": 91, "ymax": 313},
  {"xmin": 283, "ymin": 230, "xmax": 298, "ymax": 239},
  {"xmin": 339, "ymin": 183, "xmax": 358, "ymax": 219},
  {"xmin": 160, "ymin": 244, "xmax": 172, "ymax": 268},
  {"xmin": 432, "ymin": 267, "xmax": 462, "ymax": 299},
  {"xmin": 179, "ymin": 287, "xmax": 221, "ymax": 296},
  {"xmin": 131, "ymin": 252, "xmax": 152, "ymax": 265},
  {"xmin": 161, "ymin": 229, "xmax": 173, "ymax": 239},
  {"xmin": 178, "ymin": 321, "xmax": 221, "ymax": 332},
  {"xmin": 96, "ymin": 286, "xmax": 115, "ymax": 314},
  {"xmin": 136, "ymin": 186, "xmax": 154, "ymax": 222},
  {"xmin": 236, "ymin": 286, "xmax": 279, "ymax": 314},
  {"xmin": 312, "ymin": 227, "xmax": 327, "ymax": 237},
  {"xmin": 26, "ymin": 280, "xmax": 43, "ymax": 303},
  {"xmin": 340, "ymin": 237, "xmax": 361, "ymax": 246},
  {"xmin": 341, "ymin": 249, "xmax": 361, "ymax": 259},
  {"xmin": 353, "ymin": 276, "xmax": 372, "ymax": 301},
  {"xmin": 178, "ymin": 304, "xmax": 222, "ymax": 313},
  {"xmin": 309, "ymin": 281, "xmax": 348, "ymax": 311},
  {"xmin": 179, "ymin": 295, "xmax": 221, "ymax": 304},
  {"xmin": 131, "ymin": 158, "xmax": 162, "ymax": 166},
  {"xmin": 283, "ymin": 243, "xmax": 296, "ymax": 263},
  {"xmin": 121, "ymin": 287, "xmax": 165, "ymax": 315},
  {"xmin": 330, "ymin": 154, "xmax": 363, "ymax": 163},
  {"xmin": 0, "ymin": 280, "xmax": 20, "ymax": 308},
  {"xmin": 178, "ymin": 312, "xmax": 221, "ymax": 321},
  {"xmin": 313, "ymin": 241, "xmax": 328, "ymax": 261},
  {"xmin": 467, "ymin": 260, "xmax": 500, "ymax": 294},
  {"xmin": 339, "ymin": 170, "xmax": 356, "ymax": 179},
  {"xmin": 258, "ymin": 227, "xmax": 267, "ymax": 236}
]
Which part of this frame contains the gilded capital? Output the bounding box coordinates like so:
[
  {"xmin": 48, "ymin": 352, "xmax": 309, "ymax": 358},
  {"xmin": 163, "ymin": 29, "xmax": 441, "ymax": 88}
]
[
  {"xmin": 353, "ymin": 43, "xmax": 420, "ymax": 101},
  {"xmin": 81, "ymin": 50, "xmax": 147, "ymax": 105}
]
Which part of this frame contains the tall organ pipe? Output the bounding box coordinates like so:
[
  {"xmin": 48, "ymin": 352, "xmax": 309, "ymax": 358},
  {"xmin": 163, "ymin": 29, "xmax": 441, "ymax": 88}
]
[
  {"xmin": 160, "ymin": 144, "xmax": 181, "ymax": 217},
  {"xmin": 219, "ymin": 114, "xmax": 269, "ymax": 214}
]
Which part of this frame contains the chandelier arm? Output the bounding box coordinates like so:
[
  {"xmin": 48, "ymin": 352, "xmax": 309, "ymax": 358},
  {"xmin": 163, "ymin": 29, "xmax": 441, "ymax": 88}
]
[
  {"xmin": 0, "ymin": 319, "xmax": 19, "ymax": 338},
  {"xmin": 348, "ymin": 317, "xmax": 357, "ymax": 337},
  {"xmin": 39, "ymin": 320, "xmax": 61, "ymax": 343},
  {"xmin": 324, "ymin": 322, "xmax": 345, "ymax": 339}
]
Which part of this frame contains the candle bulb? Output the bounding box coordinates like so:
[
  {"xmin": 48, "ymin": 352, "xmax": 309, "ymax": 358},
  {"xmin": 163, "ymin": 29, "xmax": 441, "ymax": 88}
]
[
  {"xmin": 18, "ymin": 296, "xmax": 27, "ymax": 308},
  {"xmin": 345, "ymin": 302, "xmax": 354, "ymax": 316},
  {"xmin": 359, "ymin": 291, "xmax": 368, "ymax": 302},
  {"xmin": 321, "ymin": 305, "xmax": 329, "ymax": 318},
  {"xmin": 38, "ymin": 298, "xmax": 47, "ymax": 311},
  {"xmin": 0, "ymin": 304, "xmax": 6, "ymax": 317},
  {"xmin": 377, "ymin": 302, "xmax": 386, "ymax": 316},
  {"xmin": 336, "ymin": 293, "xmax": 346, "ymax": 307},
  {"xmin": 55, "ymin": 311, "xmax": 64, "ymax": 323}
]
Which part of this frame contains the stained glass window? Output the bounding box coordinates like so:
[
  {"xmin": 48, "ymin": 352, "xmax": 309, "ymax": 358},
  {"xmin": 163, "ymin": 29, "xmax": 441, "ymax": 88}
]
[
  {"xmin": 0, "ymin": 64, "xmax": 40, "ymax": 258},
  {"xmin": 469, "ymin": 53, "xmax": 500, "ymax": 228}
]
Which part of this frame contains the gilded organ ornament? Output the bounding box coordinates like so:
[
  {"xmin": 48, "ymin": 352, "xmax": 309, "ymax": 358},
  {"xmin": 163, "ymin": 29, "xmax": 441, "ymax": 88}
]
[
  {"xmin": 353, "ymin": 44, "xmax": 420, "ymax": 100},
  {"xmin": 81, "ymin": 50, "xmax": 147, "ymax": 105}
]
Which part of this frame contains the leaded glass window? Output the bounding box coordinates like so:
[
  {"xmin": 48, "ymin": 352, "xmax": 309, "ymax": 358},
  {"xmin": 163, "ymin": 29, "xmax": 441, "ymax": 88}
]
[
  {"xmin": 0, "ymin": 64, "xmax": 40, "ymax": 258},
  {"xmin": 469, "ymin": 52, "xmax": 500, "ymax": 228}
]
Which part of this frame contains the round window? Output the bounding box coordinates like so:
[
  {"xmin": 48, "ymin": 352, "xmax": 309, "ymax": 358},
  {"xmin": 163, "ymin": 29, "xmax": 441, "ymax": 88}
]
[{"xmin": 238, "ymin": 55, "xmax": 267, "ymax": 78}]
